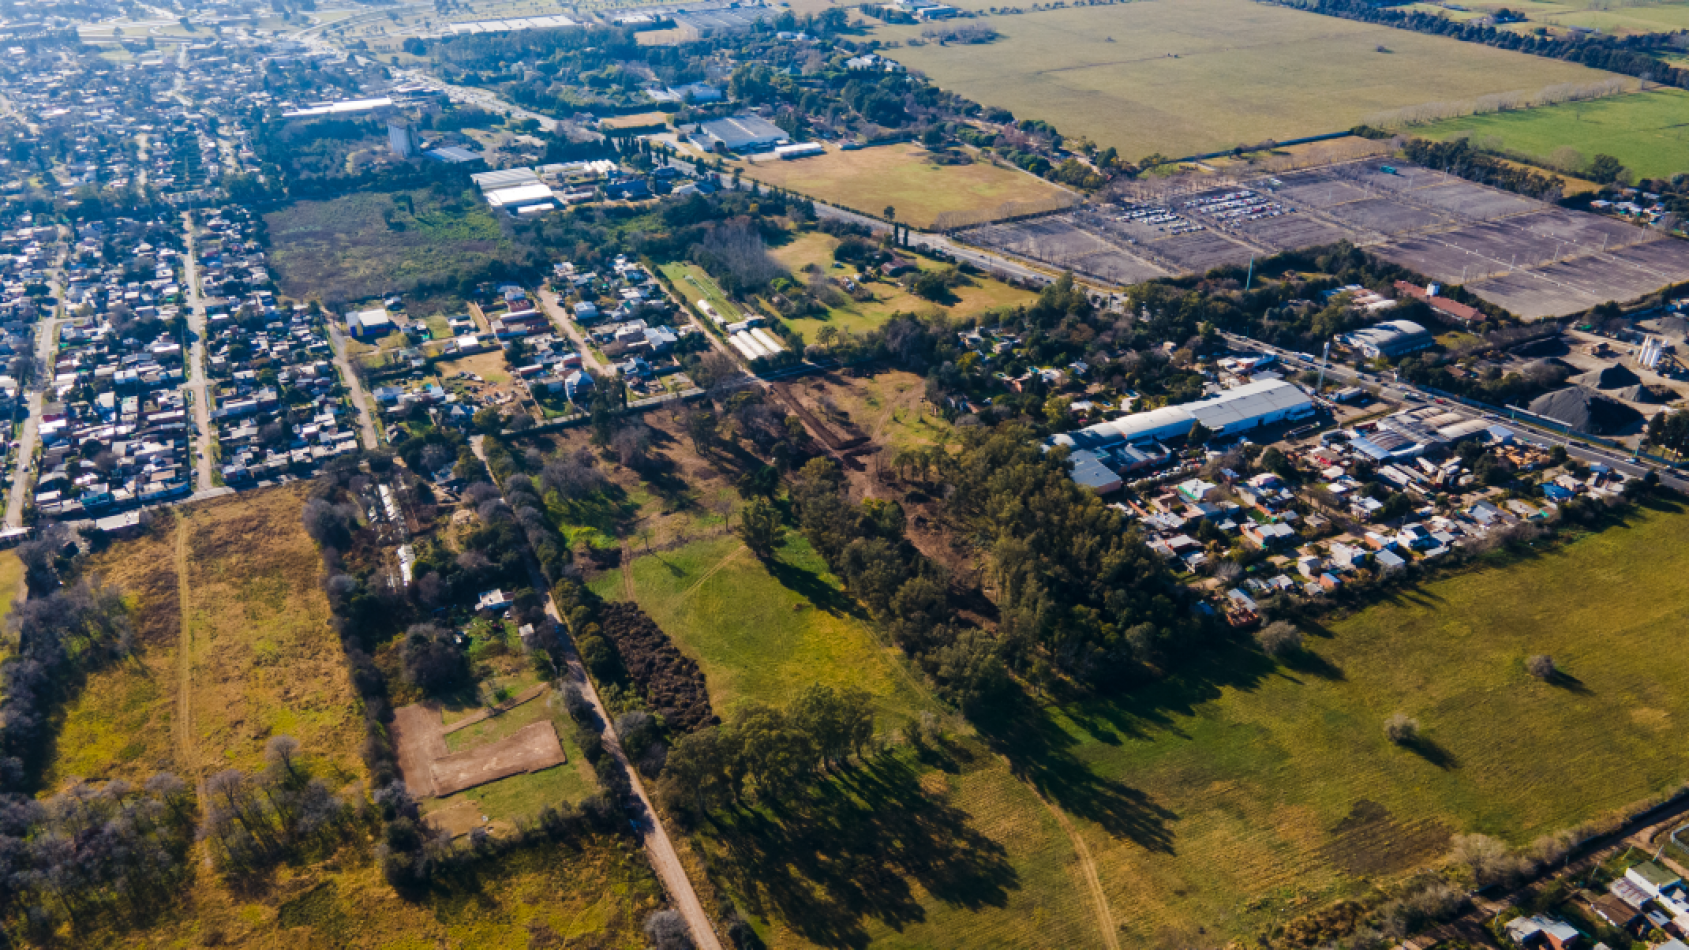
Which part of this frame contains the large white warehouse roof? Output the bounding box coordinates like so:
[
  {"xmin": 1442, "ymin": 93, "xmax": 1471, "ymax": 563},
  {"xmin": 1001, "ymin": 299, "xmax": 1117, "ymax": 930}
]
[{"xmin": 1052, "ymin": 379, "xmax": 1313, "ymax": 450}]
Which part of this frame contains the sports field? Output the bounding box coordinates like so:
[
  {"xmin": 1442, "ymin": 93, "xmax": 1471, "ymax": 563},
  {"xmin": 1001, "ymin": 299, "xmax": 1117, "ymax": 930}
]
[
  {"xmin": 1416, "ymin": 88, "xmax": 1689, "ymax": 179},
  {"xmin": 767, "ymin": 231, "xmax": 1038, "ymax": 341},
  {"xmin": 729, "ymin": 143, "xmax": 1072, "ymax": 228},
  {"xmin": 873, "ymin": 0, "xmax": 1616, "ymax": 159}
]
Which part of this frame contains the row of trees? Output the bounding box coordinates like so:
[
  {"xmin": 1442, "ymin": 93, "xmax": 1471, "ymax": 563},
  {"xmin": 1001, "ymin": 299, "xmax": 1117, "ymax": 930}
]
[{"xmin": 656, "ymin": 683, "xmax": 875, "ymax": 823}]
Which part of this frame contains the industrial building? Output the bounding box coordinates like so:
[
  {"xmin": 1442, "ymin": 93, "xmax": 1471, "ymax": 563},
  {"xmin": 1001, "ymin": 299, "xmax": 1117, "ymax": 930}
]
[
  {"xmin": 1339, "ymin": 319, "xmax": 1434, "ymax": 359},
  {"xmin": 690, "ymin": 115, "xmax": 789, "ymax": 153},
  {"xmin": 1052, "ymin": 379, "xmax": 1315, "ymax": 454},
  {"xmin": 484, "ymin": 183, "xmax": 558, "ymax": 213}
]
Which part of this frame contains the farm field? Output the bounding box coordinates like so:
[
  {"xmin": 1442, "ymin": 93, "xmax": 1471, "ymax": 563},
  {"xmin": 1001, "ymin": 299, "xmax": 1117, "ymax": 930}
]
[
  {"xmin": 729, "ymin": 143, "xmax": 1073, "ymax": 228},
  {"xmin": 767, "ymin": 231, "xmax": 1038, "ymax": 341},
  {"xmin": 872, "ymin": 0, "xmax": 1617, "ymax": 159},
  {"xmin": 266, "ymin": 187, "xmax": 522, "ymax": 306},
  {"xmin": 1415, "ymin": 87, "xmax": 1689, "ymax": 179}
]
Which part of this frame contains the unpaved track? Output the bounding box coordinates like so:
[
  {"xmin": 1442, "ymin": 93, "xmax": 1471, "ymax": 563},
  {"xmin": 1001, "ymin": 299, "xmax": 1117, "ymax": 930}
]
[
  {"xmin": 1034, "ymin": 788, "xmax": 1119, "ymax": 950},
  {"xmin": 172, "ymin": 520, "xmax": 202, "ymax": 796}
]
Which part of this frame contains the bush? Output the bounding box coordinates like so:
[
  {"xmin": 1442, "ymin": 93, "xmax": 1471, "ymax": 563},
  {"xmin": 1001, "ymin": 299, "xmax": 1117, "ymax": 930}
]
[
  {"xmin": 1526, "ymin": 654, "xmax": 1555, "ymax": 680},
  {"xmin": 644, "ymin": 909, "xmax": 695, "ymax": 950},
  {"xmin": 1254, "ymin": 620, "xmax": 1303, "ymax": 657},
  {"xmin": 1384, "ymin": 713, "xmax": 1419, "ymax": 745}
]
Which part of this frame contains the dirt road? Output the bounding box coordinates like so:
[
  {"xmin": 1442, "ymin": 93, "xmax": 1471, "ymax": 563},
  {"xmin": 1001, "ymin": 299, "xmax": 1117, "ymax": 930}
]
[
  {"xmin": 5, "ymin": 241, "xmax": 65, "ymax": 530},
  {"xmin": 178, "ymin": 213, "xmax": 215, "ymax": 491},
  {"xmin": 468, "ymin": 437, "xmax": 723, "ymax": 950},
  {"xmin": 327, "ymin": 324, "xmax": 379, "ymax": 448}
]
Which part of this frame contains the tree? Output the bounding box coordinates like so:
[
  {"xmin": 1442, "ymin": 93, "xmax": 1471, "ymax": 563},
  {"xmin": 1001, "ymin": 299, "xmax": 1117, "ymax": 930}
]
[
  {"xmin": 400, "ymin": 623, "xmax": 468, "ymax": 695},
  {"xmin": 1585, "ymin": 153, "xmax": 1630, "ymax": 185},
  {"xmin": 735, "ymin": 498, "xmax": 785, "ymax": 560},
  {"xmin": 1384, "ymin": 713, "xmax": 1419, "ymax": 745},
  {"xmin": 1254, "ymin": 621, "xmax": 1302, "ymax": 657},
  {"xmin": 644, "ymin": 909, "xmax": 694, "ymax": 950},
  {"xmin": 1525, "ymin": 654, "xmax": 1555, "ymax": 680}
]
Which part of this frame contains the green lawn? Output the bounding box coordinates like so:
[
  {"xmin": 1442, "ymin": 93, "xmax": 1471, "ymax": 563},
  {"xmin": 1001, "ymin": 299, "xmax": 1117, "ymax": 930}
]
[
  {"xmin": 873, "ymin": 0, "xmax": 1616, "ymax": 159},
  {"xmin": 767, "ymin": 232, "xmax": 1038, "ymax": 343},
  {"xmin": 1416, "ymin": 88, "xmax": 1689, "ymax": 179},
  {"xmin": 659, "ymin": 262, "xmax": 743, "ymax": 325}
]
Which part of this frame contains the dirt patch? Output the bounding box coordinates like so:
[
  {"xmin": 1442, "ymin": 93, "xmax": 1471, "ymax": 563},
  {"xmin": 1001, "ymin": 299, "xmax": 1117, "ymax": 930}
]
[
  {"xmin": 429, "ymin": 720, "xmax": 566, "ymax": 797},
  {"xmin": 440, "ymin": 683, "xmax": 549, "ymax": 736},
  {"xmin": 392, "ymin": 703, "xmax": 448, "ymax": 798},
  {"xmin": 421, "ymin": 797, "xmax": 517, "ymax": 839},
  {"xmin": 1318, "ymin": 800, "xmax": 1452, "ymax": 877}
]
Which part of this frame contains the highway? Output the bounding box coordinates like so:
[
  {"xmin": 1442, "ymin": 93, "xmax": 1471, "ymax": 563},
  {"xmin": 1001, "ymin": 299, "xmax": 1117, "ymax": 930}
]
[{"xmin": 1218, "ymin": 330, "xmax": 1689, "ymax": 493}]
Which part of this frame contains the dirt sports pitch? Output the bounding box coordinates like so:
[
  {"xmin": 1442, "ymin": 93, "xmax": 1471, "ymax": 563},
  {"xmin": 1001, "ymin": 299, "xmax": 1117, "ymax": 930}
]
[
  {"xmin": 956, "ymin": 158, "xmax": 1689, "ymax": 319},
  {"xmin": 393, "ymin": 690, "xmax": 567, "ymax": 799},
  {"xmin": 871, "ymin": 0, "xmax": 1615, "ymax": 159}
]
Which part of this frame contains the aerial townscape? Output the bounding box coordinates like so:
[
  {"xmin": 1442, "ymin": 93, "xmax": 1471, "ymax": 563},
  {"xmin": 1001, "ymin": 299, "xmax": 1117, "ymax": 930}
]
[{"xmin": 2, "ymin": 0, "xmax": 1689, "ymax": 947}]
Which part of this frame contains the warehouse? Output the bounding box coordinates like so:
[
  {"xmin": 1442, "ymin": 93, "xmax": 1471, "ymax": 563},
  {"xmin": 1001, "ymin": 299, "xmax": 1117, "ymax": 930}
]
[
  {"xmin": 1051, "ymin": 379, "xmax": 1315, "ymax": 451},
  {"xmin": 1338, "ymin": 319, "xmax": 1434, "ymax": 359},
  {"xmin": 484, "ymin": 183, "xmax": 557, "ymax": 213},
  {"xmin": 691, "ymin": 115, "xmax": 789, "ymax": 153}
]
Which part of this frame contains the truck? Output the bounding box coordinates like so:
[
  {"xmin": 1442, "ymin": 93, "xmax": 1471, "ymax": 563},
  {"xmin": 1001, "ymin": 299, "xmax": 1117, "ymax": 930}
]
[{"xmin": 1380, "ymin": 165, "xmax": 1398, "ymax": 175}]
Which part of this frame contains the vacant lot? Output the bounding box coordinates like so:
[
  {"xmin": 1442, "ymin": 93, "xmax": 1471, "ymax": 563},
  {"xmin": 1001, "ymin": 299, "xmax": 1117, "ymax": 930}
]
[
  {"xmin": 1416, "ymin": 88, "xmax": 1689, "ymax": 179},
  {"xmin": 731, "ymin": 144, "xmax": 1072, "ymax": 228},
  {"xmin": 768, "ymin": 231, "xmax": 1038, "ymax": 341},
  {"xmin": 874, "ymin": 0, "xmax": 1615, "ymax": 158},
  {"xmin": 267, "ymin": 188, "xmax": 521, "ymax": 306},
  {"xmin": 49, "ymin": 486, "xmax": 362, "ymax": 789}
]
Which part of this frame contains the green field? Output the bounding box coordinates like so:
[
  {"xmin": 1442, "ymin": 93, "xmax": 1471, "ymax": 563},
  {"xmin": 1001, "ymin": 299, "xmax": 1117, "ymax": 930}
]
[
  {"xmin": 729, "ymin": 143, "xmax": 1073, "ymax": 229},
  {"xmin": 266, "ymin": 188, "xmax": 521, "ymax": 305},
  {"xmin": 1416, "ymin": 87, "xmax": 1689, "ymax": 179},
  {"xmin": 767, "ymin": 232, "xmax": 1039, "ymax": 342},
  {"xmin": 873, "ymin": 0, "xmax": 1617, "ymax": 159},
  {"xmin": 607, "ymin": 495, "xmax": 1689, "ymax": 946}
]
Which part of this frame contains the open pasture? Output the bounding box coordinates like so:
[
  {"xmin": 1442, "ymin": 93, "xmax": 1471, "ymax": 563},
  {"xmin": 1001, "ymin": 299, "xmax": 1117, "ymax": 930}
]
[
  {"xmin": 873, "ymin": 0, "xmax": 1616, "ymax": 159},
  {"xmin": 730, "ymin": 143, "xmax": 1072, "ymax": 229},
  {"xmin": 1415, "ymin": 88, "xmax": 1689, "ymax": 180}
]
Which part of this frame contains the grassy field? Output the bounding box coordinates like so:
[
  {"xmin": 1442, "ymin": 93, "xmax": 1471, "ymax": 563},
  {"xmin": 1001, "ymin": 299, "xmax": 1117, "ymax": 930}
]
[
  {"xmin": 592, "ymin": 535, "xmax": 1108, "ymax": 949},
  {"xmin": 1415, "ymin": 87, "xmax": 1689, "ymax": 179},
  {"xmin": 590, "ymin": 534, "xmax": 931, "ymax": 725},
  {"xmin": 872, "ymin": 0, "xmax": 1616, "ymax": 159},
  {"xmin": 767, "ymin": 232, "xmax": 1038, "ymax": 342},
  {"xmin": 0, "ymin": 550, "xmax": 23, "ymax": 623},
  {"xmin": 604, "ymin": 492, "xmax": 1689, "ymax": 946},
  {"xmin": 49, "ymin": 486, "xmax": 362, "ymax": 788},
  {"xmin": 730, "ymin": 144, "xmax": 1072, "ymax": 228},
  {"xmin": 660, "ymin": 261, "xmax": 745, "ymax": 323},
  {"xmin": 266, "ymin": 188, "xmax": 521, "ymax": 306},
  {"xmin": 44, "ymin": 487, "xmax": 656, "ymax": 947}
]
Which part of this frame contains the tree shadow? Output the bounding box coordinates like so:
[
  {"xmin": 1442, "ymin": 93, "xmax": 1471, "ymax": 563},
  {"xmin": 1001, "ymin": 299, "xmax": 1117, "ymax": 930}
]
[
  {"xmin": 972, "ymin": 685, "xmax": 1178, "ymax": 855},
  {"xmin": 707, "ymin": 753, "xmax": 1019, "ymax": 949},
  {"xmin": 765, "ymin": 555, "xmax": 869, "ymax": 621},
  {"xmin": 1281, "ymin": 647, "xmax": 1345, "ymax": 681},
  {"xmin": 1546, "ymin": 670, "xmax": 1592, "ymax": 696},
  {"xmin": 1400, "ymin": 734, "xmax": 1458, "ymax": 770}
]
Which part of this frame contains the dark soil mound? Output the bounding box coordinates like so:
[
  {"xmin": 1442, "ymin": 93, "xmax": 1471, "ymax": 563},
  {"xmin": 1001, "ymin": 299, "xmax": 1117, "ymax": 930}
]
[{"xmin": 1527, "ymin": 385, "xmax": 1643, "ymax": 435}]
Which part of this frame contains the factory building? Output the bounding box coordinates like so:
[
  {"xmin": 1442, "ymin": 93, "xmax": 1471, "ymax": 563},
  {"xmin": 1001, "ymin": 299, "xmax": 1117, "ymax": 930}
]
[{"xmin": 1338, "ymin": 319, "xmax": 1434, "ymax": 359}]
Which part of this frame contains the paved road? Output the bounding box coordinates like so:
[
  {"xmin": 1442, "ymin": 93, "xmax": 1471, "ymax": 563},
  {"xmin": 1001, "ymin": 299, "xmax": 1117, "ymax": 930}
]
[
  {"xmin": 327, "ymin": 324, "xmax": 380, "ymax": 448},
  {"xmin": 468, "ymin": 436, "xmax": 723, "ymax": 950},
  {"xmin": 179, "ymin": 213, "xmax": 216, "ymax": 491},
  {"xmin": 1220, "ymin": 330, "xmax": 1689, "ymax": 493},
  {"xmin": 5, "ymin": 270, "xmax": 62, "ymax": 530}
]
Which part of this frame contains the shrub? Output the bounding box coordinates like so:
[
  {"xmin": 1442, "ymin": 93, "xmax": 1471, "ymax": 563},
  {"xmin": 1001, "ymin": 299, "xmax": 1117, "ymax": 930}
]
[
  {"xmin": 1526, "ymin": 654, "xmax": 1555, "ymax": 680},
  {"xmin": 1254, "ymin": 620, "xmax": 1303, "ymax": 657},
  {"xmin": 1384, "ymin": 713, "xmax": 1419, "ymax": 745}
]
